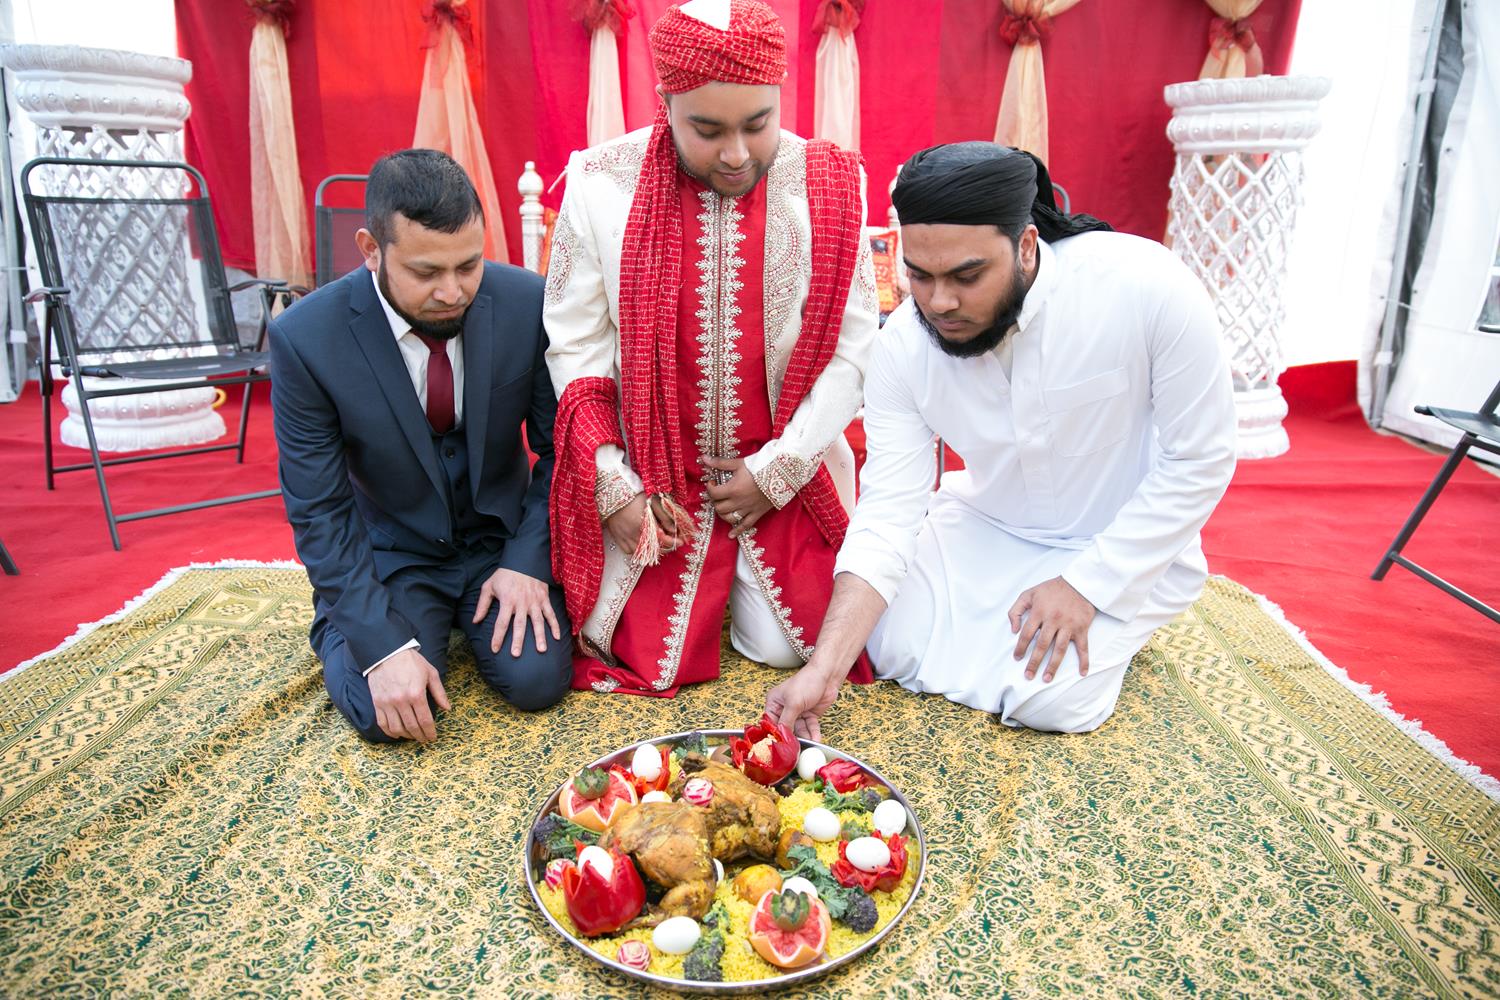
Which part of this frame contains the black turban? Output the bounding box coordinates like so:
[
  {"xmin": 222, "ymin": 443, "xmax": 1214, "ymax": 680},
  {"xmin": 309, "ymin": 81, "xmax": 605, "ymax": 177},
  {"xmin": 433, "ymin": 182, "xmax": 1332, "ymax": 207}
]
[{"xmin": 891, "ymin": 142, "xmax": 1112, "ymax": 243}]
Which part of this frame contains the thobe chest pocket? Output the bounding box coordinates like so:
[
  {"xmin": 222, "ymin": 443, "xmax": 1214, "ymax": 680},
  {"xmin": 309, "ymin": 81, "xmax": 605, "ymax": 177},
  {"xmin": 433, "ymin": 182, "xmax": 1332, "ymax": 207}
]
[{"xmin": 1042, "ymin": 367, "xmax": 1132, "ymax": 457}]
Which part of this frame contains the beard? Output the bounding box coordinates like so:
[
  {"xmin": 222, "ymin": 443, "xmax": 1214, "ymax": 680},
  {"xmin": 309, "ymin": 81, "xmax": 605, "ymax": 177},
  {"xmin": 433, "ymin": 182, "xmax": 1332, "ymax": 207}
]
[
  {"xmin": 674, "ymin": 137, "xmax": 776, "ymax": 198},
  {"xmin": 916, "ymin": 256, "xmax": 1029, "ymax": 359},
  {"xmin": 378, "ymin": 258, "xmax": 468, "ymax": 340}
]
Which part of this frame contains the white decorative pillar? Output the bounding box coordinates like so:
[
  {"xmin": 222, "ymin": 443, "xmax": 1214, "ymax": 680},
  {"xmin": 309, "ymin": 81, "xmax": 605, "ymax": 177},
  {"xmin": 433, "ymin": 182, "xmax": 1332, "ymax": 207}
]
[
  {"xmin": 1165, "ymin": 75, "xmax": 1331, "ymax": 459},
  {"xmin": 0, "ymin": 43, "xmax": 225, "ymax": 451},
  {"xmin": 518, "ymin": 160, "xmax": 545, "ymax": 274}
]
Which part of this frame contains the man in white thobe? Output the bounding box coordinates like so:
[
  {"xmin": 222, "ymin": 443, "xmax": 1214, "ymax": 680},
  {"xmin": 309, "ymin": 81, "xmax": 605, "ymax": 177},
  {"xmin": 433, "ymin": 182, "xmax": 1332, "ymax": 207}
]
[{"xmin": 765, "ymin": 142, "xmax": 1237, "ymax": 737}]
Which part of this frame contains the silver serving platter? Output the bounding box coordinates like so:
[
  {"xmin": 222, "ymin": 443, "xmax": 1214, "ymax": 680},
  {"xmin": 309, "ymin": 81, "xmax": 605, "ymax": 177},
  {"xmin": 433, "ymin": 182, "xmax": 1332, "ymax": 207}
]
[{"xmin": 524, "ymin": 729, "xmax": 926, "ymax": 995}]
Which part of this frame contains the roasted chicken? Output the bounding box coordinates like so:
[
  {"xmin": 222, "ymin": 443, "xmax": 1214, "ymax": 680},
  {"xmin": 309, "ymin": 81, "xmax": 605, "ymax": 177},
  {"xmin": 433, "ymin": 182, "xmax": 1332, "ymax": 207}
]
[
  {"xmin": 598, "ymin": 800, "xmax": 716, "ymax": 922},
  {"xmin": 671, "ymin": 753, "xmax": 781, "ymax": 862}
]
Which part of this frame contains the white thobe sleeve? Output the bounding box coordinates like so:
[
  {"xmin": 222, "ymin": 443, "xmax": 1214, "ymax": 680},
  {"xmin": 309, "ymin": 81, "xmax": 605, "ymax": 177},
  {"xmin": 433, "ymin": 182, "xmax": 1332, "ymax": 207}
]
[
  {"xmin": 832, "ymin": 330, "xmax": 938, "ymax": 605},
  {"xmin": 543, "ymin": 151, "xmax": 642, "ymax": 519},
  {"xmin": 1060, "ymin": 273, "xmax": 1237, "ymax": 621},
  {"xmin": 744, "ymin": 180, "xmax": 879, "ymax": 509}
]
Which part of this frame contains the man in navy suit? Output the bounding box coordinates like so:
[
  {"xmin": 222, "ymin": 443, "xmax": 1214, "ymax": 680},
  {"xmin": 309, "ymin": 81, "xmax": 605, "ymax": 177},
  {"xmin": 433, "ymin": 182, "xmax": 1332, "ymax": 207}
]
[{"xmin": 270, "ymin": 149, "xmax": 570, "ymax": 743}]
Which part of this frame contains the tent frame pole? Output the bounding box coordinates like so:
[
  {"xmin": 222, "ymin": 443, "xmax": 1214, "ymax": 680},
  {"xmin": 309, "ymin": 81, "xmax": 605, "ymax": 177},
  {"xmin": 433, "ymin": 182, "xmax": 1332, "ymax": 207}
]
[{"xmin": 1370, "ymin": 0, "xmax": 1450, "ymax": 427}]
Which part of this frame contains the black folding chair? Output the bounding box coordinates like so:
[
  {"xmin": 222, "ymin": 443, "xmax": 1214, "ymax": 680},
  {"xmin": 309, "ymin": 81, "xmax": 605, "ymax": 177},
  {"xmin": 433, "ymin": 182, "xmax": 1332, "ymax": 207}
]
[
  {"xmin": 21, "ymin": 157, "xmax": 297, "ymax": 550},
  {"xmin": 314, "ymin": 174, "xmax": 368, "ymax": 287},
  {"xmin": 1372, "ymin": 374, "xmax": 1500, "ymax": 623}
]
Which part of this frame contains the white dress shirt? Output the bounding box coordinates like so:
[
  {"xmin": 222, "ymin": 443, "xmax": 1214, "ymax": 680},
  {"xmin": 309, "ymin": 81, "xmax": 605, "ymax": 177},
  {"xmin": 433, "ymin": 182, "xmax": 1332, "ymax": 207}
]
[
  {"xmin": 364, "ymin": 270, "xmax": 467, "ymax": 675},
  {"xmin": 835, "ymin": 231, "xmax": 1237, "ymax": 623},
  {"xmin": 373, "ymin": 269, "xmax": 465, "ymax": 424}
]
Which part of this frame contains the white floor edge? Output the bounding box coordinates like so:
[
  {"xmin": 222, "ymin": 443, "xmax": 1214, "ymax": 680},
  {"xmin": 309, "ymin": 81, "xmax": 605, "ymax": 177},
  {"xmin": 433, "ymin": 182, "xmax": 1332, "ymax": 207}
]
[
  {"xmin": 2, "ymin": 559, "xmax": 306, "ymax": 681},
  {"xmin": 1245, "ymin": 584, "xmax": 1500, "ymax": 804}
]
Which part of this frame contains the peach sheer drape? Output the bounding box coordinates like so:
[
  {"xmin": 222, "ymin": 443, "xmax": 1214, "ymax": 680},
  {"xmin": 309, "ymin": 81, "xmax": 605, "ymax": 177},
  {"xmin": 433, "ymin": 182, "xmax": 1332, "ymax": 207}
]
[
  {"xmin": 813, "ymin": 0, "xmax": 863, "ymax": 152},
  {"xmin": 586, "ymin": 26, "xmax": 628, "ymax": 146},
  {"xmin": 576, "ymin": 2, "xmax": 634, "ymax": 147},
  {"xmin": 1200, "ymin": 0, "xmax": 1266, "ymax": 79},
  {"xmin": 413, "ymin": 1, "xmax": 509, "ymax": 263},
  {"xmin": 993, "ymin": 0, "xmax": 1082, "ymax": 164},
  {"xmin": 247, "ymin": 7, "xmax": 310, "ymax": 289}
]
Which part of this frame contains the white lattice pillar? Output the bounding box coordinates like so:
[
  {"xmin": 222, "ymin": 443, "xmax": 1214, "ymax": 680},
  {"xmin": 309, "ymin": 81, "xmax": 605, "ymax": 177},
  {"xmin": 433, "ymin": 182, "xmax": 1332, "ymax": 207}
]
[
  {"xmin": 518, "ymin": 160, "xmax": 544, "ymax": 274},
  {"xmin": 0, "ymin": 43, "xmax": 224, "ymax": 452},
  {"xmin": 1165, "ymin": 75, "xmax": 1330, "ymax": 459}
]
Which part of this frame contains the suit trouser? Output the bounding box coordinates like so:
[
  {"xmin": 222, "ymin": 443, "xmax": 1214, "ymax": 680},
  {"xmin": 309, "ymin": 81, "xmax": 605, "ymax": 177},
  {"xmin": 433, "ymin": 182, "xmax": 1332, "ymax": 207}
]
[{"xmin": 313, "ymin": 543, "xmax": 573, "ymax": 742}]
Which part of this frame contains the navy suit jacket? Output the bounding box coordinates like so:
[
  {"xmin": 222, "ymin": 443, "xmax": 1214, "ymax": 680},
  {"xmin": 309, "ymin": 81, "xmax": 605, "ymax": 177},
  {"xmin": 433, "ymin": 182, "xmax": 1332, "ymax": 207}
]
[{"xmin": 269, "ymin": 263, "xmax": 557, "ymax": 670}]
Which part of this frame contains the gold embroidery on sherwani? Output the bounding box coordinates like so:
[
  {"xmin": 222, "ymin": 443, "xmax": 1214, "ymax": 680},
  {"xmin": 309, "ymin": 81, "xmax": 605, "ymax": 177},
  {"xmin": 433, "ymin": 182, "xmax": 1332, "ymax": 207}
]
[
  {"xmin": 737, "ymin": 525, "xmax": 811, "ymax": 660},
  {"xmin": 762, "ymin": 138, "xmax": 807, "ymax": 411},
  {"xmin": 654, "ymin": 191, "xmax": 747, "ymax": 692},
  {"xmin": 582, "ymin": 134, "xmax": 649, "ymax": 192},
  {"xmin": 543, "ymin": 211, "xmax": 578, "ymax": 307}
]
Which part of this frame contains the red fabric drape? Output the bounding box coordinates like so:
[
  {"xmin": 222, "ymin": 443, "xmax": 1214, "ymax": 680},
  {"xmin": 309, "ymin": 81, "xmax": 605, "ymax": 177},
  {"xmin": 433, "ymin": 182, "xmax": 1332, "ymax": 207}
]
[{"xmin": 176, "ymin": 0, "xmax": 1299, "ymax": 272}]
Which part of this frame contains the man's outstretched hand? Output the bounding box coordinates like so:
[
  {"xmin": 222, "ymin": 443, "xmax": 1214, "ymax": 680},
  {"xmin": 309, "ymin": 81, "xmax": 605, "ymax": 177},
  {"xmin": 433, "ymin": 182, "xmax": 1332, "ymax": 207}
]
[{"xmin": 766, "ymin": 664, "xmax": 844, "ymax": 743}]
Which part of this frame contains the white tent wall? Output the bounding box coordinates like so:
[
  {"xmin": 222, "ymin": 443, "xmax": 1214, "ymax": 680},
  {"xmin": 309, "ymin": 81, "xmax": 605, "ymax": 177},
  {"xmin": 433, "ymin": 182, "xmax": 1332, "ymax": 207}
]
[
  {"xmin": 1380, "ymin": 0, "xmax": 1500, "ymax": 449},
  {"xmin": 6, "ymin": 0, "xmax": 174, "ymax": 57},
  {"xmin": 1280, "ymin": 0, "xmax": 1422, "ymax": 369}
]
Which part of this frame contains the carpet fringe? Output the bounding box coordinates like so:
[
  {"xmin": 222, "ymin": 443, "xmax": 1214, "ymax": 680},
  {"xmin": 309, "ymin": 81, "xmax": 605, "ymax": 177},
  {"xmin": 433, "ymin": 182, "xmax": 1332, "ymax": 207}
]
[
  {"xmin": 2, "ymin": 559, "xmax": 305, "ymax": 682},
  {"xmin": 1244, "ymin": 584, "xmax": 1500, "ymax": 804}
]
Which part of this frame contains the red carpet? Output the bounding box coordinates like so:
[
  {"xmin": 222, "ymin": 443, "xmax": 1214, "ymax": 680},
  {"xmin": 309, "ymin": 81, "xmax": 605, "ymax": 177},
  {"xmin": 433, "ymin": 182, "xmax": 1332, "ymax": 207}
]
[{"xmin": 2, "ymin": 364, "xmax": 1497, "ymax": 776}]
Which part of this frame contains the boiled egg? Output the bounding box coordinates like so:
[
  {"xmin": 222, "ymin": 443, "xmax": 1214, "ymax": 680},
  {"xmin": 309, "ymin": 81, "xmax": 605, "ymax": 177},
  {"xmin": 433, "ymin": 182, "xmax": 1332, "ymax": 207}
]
[
  {"xmin": 631, "ymin": 744, "xmax": 663, "ymax": 782},
  {"xmin": 652, "ymin": 915, "xmax": 701, "ymax": 955},
  {"xmin": 577, "ymin": 845, "xmax": 614, "ymax": 880},
  {"xmin": 873, "ymin": 799, "xmax": 908, "ymax": 838},
  {"xmin": 802, "ymin": 807, "xmax": 840, "ymax": 842},
  {"xmin": 796, "ymin": 746, "xmax": 828, "ymax": 781},
  {"xmin": 845, "ymin": 836, "xmax": 892, "ymax": 873},
  {"xmin": 641, "ymin": 790, "xmax": 672, "ymax": 804}
]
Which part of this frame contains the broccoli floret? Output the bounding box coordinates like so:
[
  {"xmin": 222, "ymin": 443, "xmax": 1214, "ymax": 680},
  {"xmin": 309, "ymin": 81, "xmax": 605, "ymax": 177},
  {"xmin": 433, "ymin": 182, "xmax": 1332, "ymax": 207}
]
[
  {"xmin": 672, "ymin": 731, "xmax": 711, "ymax": 761},
  {"xmin": 531, "ymin": 813, "xmax": 599, "ymax": 861},
  {"xmin": 700, "ymin": 900, "xmax": 731, "ymax": 932},
  {"xmin": 821, "ymin": 784, "xmax": 872, "ymax": 814},
  {"xmin": 839, "ymin": 889, "xmax": 879, "ymax": 934},
  {"xmin": 858, "ymin": 787, "xmax": 885, "ymax": 812},
  {"xmin": 683, "ymin": 929, "xmax": 725, "ymax": 981}
]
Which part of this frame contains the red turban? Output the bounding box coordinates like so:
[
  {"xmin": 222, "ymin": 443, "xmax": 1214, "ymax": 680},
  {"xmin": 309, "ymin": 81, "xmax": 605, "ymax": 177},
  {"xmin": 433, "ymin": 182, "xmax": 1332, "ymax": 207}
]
[{"xmin": 649, "ymin": 0, "xmax": 787, "ymax": 94}]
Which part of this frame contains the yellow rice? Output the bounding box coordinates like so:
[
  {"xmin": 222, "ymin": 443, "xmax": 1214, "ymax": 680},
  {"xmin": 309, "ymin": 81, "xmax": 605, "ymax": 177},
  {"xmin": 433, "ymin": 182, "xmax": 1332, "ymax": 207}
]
[{"xmin": 537, "ymin": 780, "xmax": 920, "ymax": 982}]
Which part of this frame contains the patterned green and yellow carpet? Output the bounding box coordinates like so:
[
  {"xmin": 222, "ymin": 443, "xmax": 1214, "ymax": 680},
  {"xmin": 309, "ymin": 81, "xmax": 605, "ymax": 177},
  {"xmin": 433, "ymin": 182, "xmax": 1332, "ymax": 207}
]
[{"xmin": 2, "ymin": 566, "xmax": 1498, "ymax": 998}]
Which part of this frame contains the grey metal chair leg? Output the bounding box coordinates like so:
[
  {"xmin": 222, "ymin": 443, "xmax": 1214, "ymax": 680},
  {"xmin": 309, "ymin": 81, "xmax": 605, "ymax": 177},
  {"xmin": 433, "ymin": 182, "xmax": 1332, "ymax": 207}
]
[
  {"xmin": 0, "ymin": 537, "xmax": 17, "ymax": 575},
  {"xmin": 1372, "ymin": 434, "xmax": 1474, "ymax": 580},
  {"xmin": 74, "ymin": 385, "xmax": 123, "ymax": 551}
]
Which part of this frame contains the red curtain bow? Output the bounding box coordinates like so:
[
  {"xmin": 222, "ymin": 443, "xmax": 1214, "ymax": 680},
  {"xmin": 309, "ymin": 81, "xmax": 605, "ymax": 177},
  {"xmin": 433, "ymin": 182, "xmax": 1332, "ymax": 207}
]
[
  {"xmin": 245, "ymin": 0, "xmax": 294, "ymax": 39},
  {"xmin": 423, "ymin": 0, "xmax": 475, "ymax": 49},
  {"xmin": 813, "ymin": 0, "xmax": 866, "ymax": 39},
  {"xmin": 571, "ymin": 0, "xmax": 636, "ymax": 36},
  {"xmin": 1000, "ymin": 10, "xmax": 1052, "ymax": 45},
  {"xmin": 1208, "ymin": 16, "xmax": 1264, "ymax": 75}
]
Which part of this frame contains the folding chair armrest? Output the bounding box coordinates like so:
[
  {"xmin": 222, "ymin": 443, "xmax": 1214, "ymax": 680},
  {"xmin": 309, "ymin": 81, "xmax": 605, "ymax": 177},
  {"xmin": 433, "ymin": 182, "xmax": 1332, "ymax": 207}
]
[
  {"xmin": 23, "ymin": 285, "xmax": 70, "ymax": 304},
  {"xmin": 228, "ymin": 278, "xmax": 290, "ymax": 293}
]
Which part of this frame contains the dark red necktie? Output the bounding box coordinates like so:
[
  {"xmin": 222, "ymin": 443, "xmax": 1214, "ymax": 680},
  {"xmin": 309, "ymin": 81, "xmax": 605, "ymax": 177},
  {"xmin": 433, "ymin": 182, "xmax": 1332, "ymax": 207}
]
[{"xmin": 414, "ymin": 333, "xmax": 455, "ymax": 435}]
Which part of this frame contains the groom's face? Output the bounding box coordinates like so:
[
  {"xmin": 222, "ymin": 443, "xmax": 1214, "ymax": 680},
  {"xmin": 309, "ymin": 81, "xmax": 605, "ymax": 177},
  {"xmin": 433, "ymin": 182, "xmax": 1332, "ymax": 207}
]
[{"xmin": 357, "ymin": 213, "xmax": 486, "ymax": 339}]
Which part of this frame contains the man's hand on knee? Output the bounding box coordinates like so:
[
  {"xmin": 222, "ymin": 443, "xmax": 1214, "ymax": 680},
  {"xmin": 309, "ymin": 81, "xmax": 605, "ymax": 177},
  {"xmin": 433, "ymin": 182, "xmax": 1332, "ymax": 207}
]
[
  {"xmin": 368, "ymin": 648, "xmax": 450, "ymax": 742},
  {"xmin": 475, "ymin": 567, "xmax": 562, "ymax": 658},
  {"xmin": 1009, "ymin": 576, "xmax": 1096, "ymax": 683}
]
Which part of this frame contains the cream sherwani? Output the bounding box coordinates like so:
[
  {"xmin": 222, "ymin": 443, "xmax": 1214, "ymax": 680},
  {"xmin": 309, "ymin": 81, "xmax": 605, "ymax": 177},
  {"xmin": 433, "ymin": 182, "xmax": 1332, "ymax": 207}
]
[
  {"xmin": 837, "ymin": 232, "xmax": 1237, "ymax": 732},
  {"xmin": 544, "ymin": 127, "xmax": 879, "ymax": 685}
]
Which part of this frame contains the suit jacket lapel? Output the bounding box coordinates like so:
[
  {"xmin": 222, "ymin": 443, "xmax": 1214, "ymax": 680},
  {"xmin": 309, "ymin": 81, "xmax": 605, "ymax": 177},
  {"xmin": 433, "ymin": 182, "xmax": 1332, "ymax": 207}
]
[
  {"xmin": 347, "ymin": 272, "xmax": 446, "ymax": 500},
  {"xmin": 462, "ymin": 290, "xmax": 493, "ymax": 485}
]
